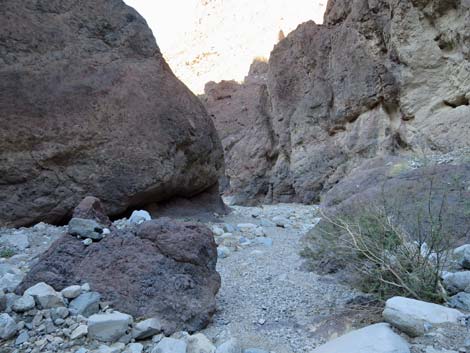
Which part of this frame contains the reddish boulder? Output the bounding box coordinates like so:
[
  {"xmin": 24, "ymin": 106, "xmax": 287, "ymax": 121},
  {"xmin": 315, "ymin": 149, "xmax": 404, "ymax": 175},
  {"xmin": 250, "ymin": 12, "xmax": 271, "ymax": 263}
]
[{"xmin": 17, "ymin": 218, "xmax": 220, "ymax": 334}]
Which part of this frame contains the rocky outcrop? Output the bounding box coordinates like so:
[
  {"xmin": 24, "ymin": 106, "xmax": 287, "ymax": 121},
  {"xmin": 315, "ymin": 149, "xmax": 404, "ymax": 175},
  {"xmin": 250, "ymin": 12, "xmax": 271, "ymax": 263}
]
[
  {"xmin": 0, "ymin": 0, "xmax": 224, "ymax": 227},
  {"xmin": 204, "ymin": 0, "xmax": 470, "ymax": 205},
  {"xmin": 17, "ymin": 218, "xmax": 220, "ymax": 334}
]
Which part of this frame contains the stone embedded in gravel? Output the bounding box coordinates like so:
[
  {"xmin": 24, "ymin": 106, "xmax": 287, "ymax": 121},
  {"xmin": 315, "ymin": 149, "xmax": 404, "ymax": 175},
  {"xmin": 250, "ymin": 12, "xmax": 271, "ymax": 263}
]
[
  {"xmin": 383, "ymin": 297, "xmax": 463, "ymax": 337},
  {"xmin": 217, "ymin": 246, "xmax": 231, "ymax": 259},
  {"xmin": 71, "ymin": 324, "xmax": 88, "ymax": 340},
  {"xmin": 87, "ymin": 311, "xmax": 133, "ymax": 342},
  {"xmin": 0, "ymin": 313, "xmax": 17, "ymax": 339},
  {"xmin": 449, "ymin": 292, "xmax": 470, "ymax": 311},
  {"xmin": 132, "ymin": 318, "xmax": 162, "ymax": 340},
  {"xmin": 124, "ymin": 343, "xmax": 144, "ymax": 353},
  {"xmin": 15, "ymin": 330, "xmax": 29, "ymax": 345},
  {"xmin": 61, "ymin": 285, "xmax": 82, "ymax": 299},
  {"xmin": 186, "ymin": 333, "xmax": 216, "ymax": 353},
  {"xmin": 454, "ymin": 245, "xmax": 470, "ymax": 269},
  {"xmin": 311, "ymin": 323, "xmax": 410, "ymax": 353},
  {"xmin": 254, "ymin": 237, "xmax": 273, "ymax": 247},
  {"xmin": 68, "ymin": 218, "xmax": 105, "ymax": 240},
  {"xmin": 223, "ymin": 224, "xmax": 236, "ymax": 233},
  {"xmin": 69, "ymin": 292, "xmax": 101, "ymax": 317},
  {"xmin": 443, "ymin": 272, "xmax": 470, "ymax": 295},
  {"xmin": 244, "ymin": 349, "xmax": 269, "ymax": 353},
  {"xmin": 237, "ymin": 223, "xmax": 257, "ymax": 232},
  {"xmin": 12, "ymin": 294, "xmax": 35, "ymax": 313},
  {"xmin": 51, "ymin": 306, "xmax": 69, "ymax": 320},
  {"xmin": 151, "ymin": 337, "xmax": 187, "ymax": 353},
  {"xmin": 129, "ymin": 210, "xmax": 151, "ymax": 225},
  {"xmin": 24, "ymin": 282, "xmax": 64, "ymax": 309},
  {"xmin": 216, "ymin": 339, "xmax": 242, "ymax": 353},
  {"xmin": 272, "ymin": 216, "xmax": 289, "ymax": 228}
]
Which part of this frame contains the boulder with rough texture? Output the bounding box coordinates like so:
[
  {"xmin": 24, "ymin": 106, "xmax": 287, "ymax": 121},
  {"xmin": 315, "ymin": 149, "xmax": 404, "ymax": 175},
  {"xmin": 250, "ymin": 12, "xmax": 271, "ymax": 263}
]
[
  {"xmin": 216, "ymin": 339, "xmax": 242, "ymax": 353},
  {"xmin": 443, "ymin": 271, "xmax": 470, "ymax": 295},
  {"xmin": 383, "ymin": 297, "xmax": 463, "ymax": 337},
  {"xmin": 186, "ymin": 333, "xmax": 216, "ymax": 353},
  {"xmin": 0, "ymin": 0, "xmax": 224, "ymax": 228},
  {"xmin": 68, "ymin": 218, "xmax": 105, "ymax": 240},
  {"xmin": 132, "ymin": 318, "xmax": 162, "ymax": 340},
  {"xmin": 454, "ymin": 245, "xmax": 470, "ymax": 270},
  {"xmin": 69, "ymin": 292, "xmax": 101, "ymax": 317},
  {"xmin": 87, "ymin": 311, "xmax": 133, "ymax": 342},
  {"xmin": 151, "ymin": 338, "xmax": 187, "ymax": 353},
  {"xmin": 73, "ymin": 197, "xmax": 112, "ymax": 227},
  {"xmin": 449, "ymin": 292, "xmax": 470, "ymax": 311},
  {"xmin": 311, "ymin": 323, "xmax": 410, "ymax": 353},
  {"xmin": 24, "ymin": 282, "xmax": 64, "ymax": 309},
  {"xmin": 17, "ymin": 218, "xmax": 221, "ymax": 334},
  {"xmin": 0, "ymin": 313, "xmax": 17, "ymax": 340},
  {"xmin": 204, "ymin": 0, "xmax": 470, "ymax": 204},
  {"xmin": 61, "ymin": 285, "xmax": 82, "ymax": 299},
  {"xmin": 12, "ymin": 294, "xmax": 35, "ymax": 313}
]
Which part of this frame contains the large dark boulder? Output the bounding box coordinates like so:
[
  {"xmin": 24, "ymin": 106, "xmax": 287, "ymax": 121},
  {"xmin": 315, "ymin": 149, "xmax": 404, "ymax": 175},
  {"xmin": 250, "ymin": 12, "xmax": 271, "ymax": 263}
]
[
  {"xmin": 0, "ymin": 0, "xmax": 224, "ymax": 227},
  {"xmin": 17, "ymin": 218, "xmax": 221, "ymax": 334}
]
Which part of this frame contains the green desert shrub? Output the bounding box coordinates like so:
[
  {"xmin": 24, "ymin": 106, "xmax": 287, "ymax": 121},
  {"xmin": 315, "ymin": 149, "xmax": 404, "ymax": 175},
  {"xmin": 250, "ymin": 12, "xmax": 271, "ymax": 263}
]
[{"xmin": 303, "ymin": 173, "xmax": 470, "ymax": 303}]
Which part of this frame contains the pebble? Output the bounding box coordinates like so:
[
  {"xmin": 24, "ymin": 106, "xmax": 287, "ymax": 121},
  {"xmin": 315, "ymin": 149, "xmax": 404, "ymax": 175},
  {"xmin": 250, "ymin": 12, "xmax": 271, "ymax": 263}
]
[{"xmin": 129, "ymin": 210, "xmax": 151, "ymax": 225}]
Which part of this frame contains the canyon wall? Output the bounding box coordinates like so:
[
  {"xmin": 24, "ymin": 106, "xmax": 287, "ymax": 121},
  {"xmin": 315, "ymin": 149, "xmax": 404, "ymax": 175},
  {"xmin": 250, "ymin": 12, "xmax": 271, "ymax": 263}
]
[{"xmin": 204, "ymin": 0, "xmax": 470, "ymax": 205}]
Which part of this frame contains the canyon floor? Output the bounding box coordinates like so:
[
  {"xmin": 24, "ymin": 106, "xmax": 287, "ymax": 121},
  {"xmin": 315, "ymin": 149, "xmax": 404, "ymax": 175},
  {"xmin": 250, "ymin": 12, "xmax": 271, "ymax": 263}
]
[{"xmin": 202, "ymin": 203, "xmax": 363, "ymax": 353}]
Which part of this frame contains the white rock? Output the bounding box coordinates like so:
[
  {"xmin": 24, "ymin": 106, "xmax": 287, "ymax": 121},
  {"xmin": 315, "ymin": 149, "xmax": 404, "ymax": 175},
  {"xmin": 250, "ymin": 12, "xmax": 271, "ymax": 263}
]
[
  {"xmin": 0, "ymin": 313, "xmax": 17, "ymax": 339},
  {"xmin": 129, "ymin": 210, "xmax": 151, "ymax": 225},
  {"xmin": 151, "ymin": 337, "xmax": 187, "ymax": 353},
  {"xmin": 311, "ymin": 323, "xmax": 410, "ymax": 353},
  {"xmin": 211, "ymin": 226, "xmax": 225, "ymax": 236},
  {"xmin": 124, "ymin": 343, "xmax": 144, "ymax": 353},
  {"xmin": 383, "ymin": 297, "xmax": 463, "ymax": 337},
  {"xmin": 103, "ymin": 228, "xmax": 111, "ymax": 235},
  {"xmin": 217, "ymin": 246, "xmax": 231, "ymax": 259},
  {"xmin": 83, "ymin": 238, "xmax": 93, "ymax": 246},
  {"xmin": 186, "ymin": 333, "xmax": 216, "ymax": 353},
  {"xmin": 254, "ymin": 227, "xmax": 265, "ymax": 237},
  {"xmin": 237, "ymin": 223, "xmax": 257, "ymax": 232},
  {"xmin": 443, "ymin": 271, "xmax": 470, "ymax": 295},
  {"xmin": 71, "ymin": 324, "xmax": 88, "ymax": 339},
  {"xmin": 132, "ymin": 318, "xmax": 162, "ymax": 340},
  {"xmin": 81, "ymin": 283, "xmax": 91, "ymax": 292},
  {"xmin": 216, "ymin": 338, "xmax": 242, "ymax": 353},
  {"xmin": 12, "ymin": 294, "xmax": 35, "ymax": 313},
  {"xmin": 88, "ymin": 312, "xmax": 133, "ymax": 342},
  {"xmin": 61, "ymin": 285, "xmax": 82, "ymax": 299},
  {"xmin": 24, "ymin": 282, "xmax": 64, "ymax": 309}
]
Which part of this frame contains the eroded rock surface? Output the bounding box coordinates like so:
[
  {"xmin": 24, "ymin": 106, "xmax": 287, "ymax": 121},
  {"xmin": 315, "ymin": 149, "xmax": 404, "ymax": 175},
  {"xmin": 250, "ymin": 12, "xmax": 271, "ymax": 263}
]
[
  {"xmin": 17, "ymin": 218, "xmax": 221, "ymax": 334},
  {"xmin": 0, "ymin": 0, "xmax": 224, "ymax": 227},
  {"xmin": 204, "ymin": 0, "xmax": 470, "ymax": 205}
]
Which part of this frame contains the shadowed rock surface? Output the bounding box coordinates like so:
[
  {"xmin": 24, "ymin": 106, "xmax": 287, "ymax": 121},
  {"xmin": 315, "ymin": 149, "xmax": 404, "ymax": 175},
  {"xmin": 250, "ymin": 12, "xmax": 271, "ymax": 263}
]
[
  {"xmin": 0, "ymin": 0, "xmax": 224, "ymax": 227},
  {"xmin": 16, "ymin": 218, "xmax": 221, "ymax": 334},
  {"xmin": 204, "ymin": 0, "xmax": 470, "ymax": 205}
]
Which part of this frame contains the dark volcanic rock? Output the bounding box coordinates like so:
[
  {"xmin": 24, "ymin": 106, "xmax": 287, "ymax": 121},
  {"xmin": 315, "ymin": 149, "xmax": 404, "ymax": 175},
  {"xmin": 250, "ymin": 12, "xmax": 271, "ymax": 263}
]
[
  {"xmin": 17, "ymin": 218, "xmax": 221, "ymax": 334},
  {"xmin": 72, "ymin": 196, "xmax": 111, "ymax": 226},
  {"xmin": 204, "ymin": 0, "xmax": 470, "ymax": 204},
  {"xmin": 0, "ymin": 0, "xmax": 224, "ymax": 227}
]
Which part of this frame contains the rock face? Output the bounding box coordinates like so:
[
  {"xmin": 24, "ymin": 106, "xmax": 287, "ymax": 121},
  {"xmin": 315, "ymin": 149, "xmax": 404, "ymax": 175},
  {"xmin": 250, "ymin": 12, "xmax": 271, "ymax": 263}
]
[
  {"xmin": 17, "ymin": 218, "xmax": 221, "ymax": 334},
  {"xmin": 204, "ymin": 0, "xmax": 470, "ymax": 205},
  {"xmin": 0, "ymin": 0, "xmax": 224, "ymax": 227}
]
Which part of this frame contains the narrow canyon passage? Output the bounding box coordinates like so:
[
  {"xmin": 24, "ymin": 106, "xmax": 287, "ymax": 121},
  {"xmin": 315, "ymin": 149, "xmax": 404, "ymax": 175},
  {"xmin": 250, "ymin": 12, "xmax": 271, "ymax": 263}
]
[{"xmin": 201, "ymin": 203, "xmax": 360, "ymax": 353}]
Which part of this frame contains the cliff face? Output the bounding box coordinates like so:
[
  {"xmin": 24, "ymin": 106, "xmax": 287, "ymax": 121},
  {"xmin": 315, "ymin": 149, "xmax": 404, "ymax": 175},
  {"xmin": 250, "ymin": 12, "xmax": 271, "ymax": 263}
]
[
  {"xmin": 127, "ymin": 0, "xmax": 327, "ymax": 94},
  {"xmin": 204, "ymin": 0, "xmax": 470, "ymax": 205},
  {"xmin": 0, "ymin": 0, "xmax": 224, "ymax": 227}
]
